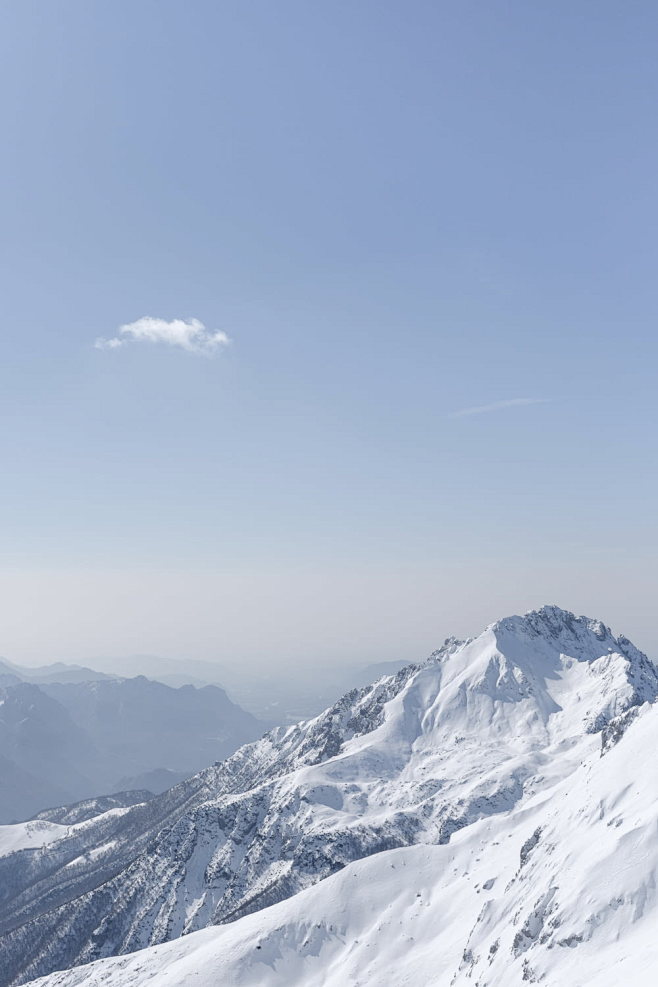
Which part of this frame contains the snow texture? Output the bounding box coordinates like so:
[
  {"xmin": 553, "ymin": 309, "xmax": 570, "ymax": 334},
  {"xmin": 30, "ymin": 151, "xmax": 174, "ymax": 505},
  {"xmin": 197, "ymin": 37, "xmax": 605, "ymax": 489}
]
[{"xmin": 4, "ymin": 606, "xmax": 658, "ymax": 987}]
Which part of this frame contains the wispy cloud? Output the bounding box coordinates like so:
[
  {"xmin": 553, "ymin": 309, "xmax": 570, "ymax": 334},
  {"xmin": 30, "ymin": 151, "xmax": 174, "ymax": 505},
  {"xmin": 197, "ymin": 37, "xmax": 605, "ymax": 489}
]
[
  {"xmin": 95, "ymin": 317, "xmax": 231, "ymax": 356},
  {"xmin": 449, "ymin": 398, "xmax": 549, "ymax": 419}
]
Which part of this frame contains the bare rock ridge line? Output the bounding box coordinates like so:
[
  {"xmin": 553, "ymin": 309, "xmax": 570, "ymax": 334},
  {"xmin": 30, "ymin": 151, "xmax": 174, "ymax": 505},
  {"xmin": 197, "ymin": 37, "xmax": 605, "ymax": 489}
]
[{"xmin": 1, "ymin": 605, "xmax": 657, "ymax": 987}]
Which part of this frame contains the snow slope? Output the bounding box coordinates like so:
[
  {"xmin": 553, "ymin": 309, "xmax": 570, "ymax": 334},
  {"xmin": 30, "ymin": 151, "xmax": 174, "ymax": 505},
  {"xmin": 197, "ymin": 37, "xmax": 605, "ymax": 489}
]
[
  {"xmin": 3, "ymin": 606, "xmax": 657, "ymax": 986},
  {"xmin": 25, "ymin": 697, "xmax": 658, "ymax": 986},
  {"xmin": 0, "ymin": 820, "xmax": 68, "ymax": 858},
  {"xmin": 34, "ymin": 792, "xmax": 155, "ymax": 826}
]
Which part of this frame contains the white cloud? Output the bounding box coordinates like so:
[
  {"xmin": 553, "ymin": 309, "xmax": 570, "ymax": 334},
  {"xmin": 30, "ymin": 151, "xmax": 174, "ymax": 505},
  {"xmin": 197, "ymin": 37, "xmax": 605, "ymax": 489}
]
[
  {"xmin": 95, "ymin": 317, "xmax": 231, "ymax": 356},
  {"xmin": 449, "ymin": 398, "xmax": 549, "ymax": 418}
]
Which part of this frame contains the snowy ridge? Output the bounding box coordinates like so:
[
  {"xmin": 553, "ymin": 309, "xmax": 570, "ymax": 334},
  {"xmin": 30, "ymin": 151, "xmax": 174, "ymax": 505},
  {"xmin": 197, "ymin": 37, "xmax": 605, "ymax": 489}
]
[
  {"xmin": 34, "ymin": 792, "xmax": 155, "ymax": 827},
  {"xmin": 1, "ymin": 606, "xmax": 657, "ymax": 986},
  {"xmin": 26, "ymin": 699, "xmax": 658, "ymax": 987}
]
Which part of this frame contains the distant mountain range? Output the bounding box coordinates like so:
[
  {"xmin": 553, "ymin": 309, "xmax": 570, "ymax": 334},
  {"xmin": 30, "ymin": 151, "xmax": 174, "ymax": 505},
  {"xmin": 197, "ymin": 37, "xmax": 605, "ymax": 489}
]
[
  {"xmin": 0, "ymin": 657, "xmax": 113, "ymax": 685},
  {"xmin": 57, "ymin": 652, "xmax": 412, "ymax": 722},
  {"xmin": 2, "ymin": 607, "xmax": 657, "ymax": 986},
  {"xmin": 0, "ymin": 658, "xmax": 264, "ymax": 823}
]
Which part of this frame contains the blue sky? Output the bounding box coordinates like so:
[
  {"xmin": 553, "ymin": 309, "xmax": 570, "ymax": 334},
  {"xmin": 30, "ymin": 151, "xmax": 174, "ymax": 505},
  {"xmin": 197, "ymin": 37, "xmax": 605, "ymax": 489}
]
[{"xmin": 1, "ymin": 1, "xmax": 657, "ymax": 666}]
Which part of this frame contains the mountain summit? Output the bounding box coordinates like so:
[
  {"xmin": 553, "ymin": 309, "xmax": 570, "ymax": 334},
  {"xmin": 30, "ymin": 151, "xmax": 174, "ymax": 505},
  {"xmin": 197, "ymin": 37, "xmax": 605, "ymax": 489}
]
[{"xmin": 2, "ymin": 606, "xmax": 657, "ymax": 987}]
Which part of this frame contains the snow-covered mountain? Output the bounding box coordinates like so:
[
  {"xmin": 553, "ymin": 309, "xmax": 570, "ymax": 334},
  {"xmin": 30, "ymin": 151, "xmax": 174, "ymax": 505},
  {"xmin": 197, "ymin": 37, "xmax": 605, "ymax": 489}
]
[
  {"xmin": 34, "ymin": 791, "xmax": 156, "ymax": 826},
  {"xmin": 2, "ymin": 606, "xmax": 657, "ymax": 986}
]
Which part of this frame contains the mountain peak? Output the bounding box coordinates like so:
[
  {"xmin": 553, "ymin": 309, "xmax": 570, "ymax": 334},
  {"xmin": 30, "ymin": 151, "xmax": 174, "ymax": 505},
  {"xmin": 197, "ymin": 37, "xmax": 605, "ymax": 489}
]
[
  {"xmin": 494, "ymin": 603, "xmax": 609, "ymax": 640},
  {"xmin": 488, "ymin": 604, "xmax": 649, "ymax": 667}
]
